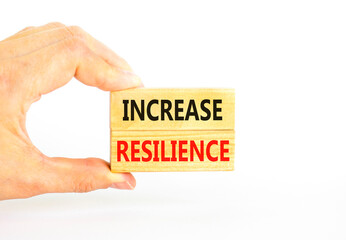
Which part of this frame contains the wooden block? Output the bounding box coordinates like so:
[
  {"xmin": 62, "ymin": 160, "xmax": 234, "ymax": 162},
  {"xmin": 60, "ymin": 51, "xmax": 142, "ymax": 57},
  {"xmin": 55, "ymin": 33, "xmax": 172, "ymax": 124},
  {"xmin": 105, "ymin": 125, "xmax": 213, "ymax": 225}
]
[
  {"xmin": 111, "ymin": 130, "xmax": 234, "ymax": 172},
  {"xmin": 110, "ymin": 88, "xmax": 235, "ymax": 172},
  {"xmin": 111, "ymin": 88, "xmax": 234, "ymax": 130}
]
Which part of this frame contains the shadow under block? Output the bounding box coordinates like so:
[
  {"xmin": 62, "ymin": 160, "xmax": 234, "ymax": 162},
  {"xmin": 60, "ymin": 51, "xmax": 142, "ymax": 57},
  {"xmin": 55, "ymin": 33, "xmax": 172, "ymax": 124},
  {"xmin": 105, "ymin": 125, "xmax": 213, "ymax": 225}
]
[{"xmin": 110, "ymin": 88, "xmax": 235, "ymax": 172}]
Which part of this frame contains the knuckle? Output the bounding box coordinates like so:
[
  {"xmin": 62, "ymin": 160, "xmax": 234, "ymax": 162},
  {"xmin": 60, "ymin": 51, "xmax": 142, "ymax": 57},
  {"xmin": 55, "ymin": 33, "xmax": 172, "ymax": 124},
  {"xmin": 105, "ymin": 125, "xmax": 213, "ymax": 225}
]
[
  {"xmin": 72, "ymin": 159, "xmax": 100, "ymax": 193},
  {"xmin": 64, "ymin": 26, "xmax": 89, "ymax": 54},
  {"xmin": 62, "ymin": 26, "xmax": 92, "ymax": 58},
  {"xmin": 64, "ymin": 36, "xmax": 88, "ymax": 56},
  {"xmin": 47, "ymin": 22, "xmax": 65, "ymax": 28},
  {"xmin": 66, "ymin": 25, "xmax": 87, "ymax": 40},
  {"xmin": 73, "ymin": 177, "xmax": 96, "ymax": 193},
  {"xmin": 22, "ymin": 26, "xmax": 34, "ymax": 31}
]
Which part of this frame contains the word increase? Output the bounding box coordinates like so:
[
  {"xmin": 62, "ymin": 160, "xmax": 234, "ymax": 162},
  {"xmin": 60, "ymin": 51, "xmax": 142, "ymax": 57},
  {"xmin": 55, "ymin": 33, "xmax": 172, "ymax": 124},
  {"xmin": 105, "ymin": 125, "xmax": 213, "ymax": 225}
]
[{"xmin": 122, "ymin": 99, "xmax": 223, "ymax": 121}]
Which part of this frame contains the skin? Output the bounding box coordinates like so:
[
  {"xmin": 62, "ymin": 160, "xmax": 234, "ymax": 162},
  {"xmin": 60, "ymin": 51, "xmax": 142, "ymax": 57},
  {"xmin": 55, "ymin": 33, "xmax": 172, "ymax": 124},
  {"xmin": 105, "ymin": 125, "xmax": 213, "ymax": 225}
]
[{"xmin": 0, "ymin": 22, "xmax": 142, "ymax": 200}]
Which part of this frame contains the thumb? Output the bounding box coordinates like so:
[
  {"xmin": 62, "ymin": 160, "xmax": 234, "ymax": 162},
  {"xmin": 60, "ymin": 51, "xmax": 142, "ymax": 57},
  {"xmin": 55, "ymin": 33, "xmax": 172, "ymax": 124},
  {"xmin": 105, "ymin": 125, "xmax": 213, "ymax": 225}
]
[{"xmin": 42, "ymin": 157, "xmax": 135, "ymax": 193}]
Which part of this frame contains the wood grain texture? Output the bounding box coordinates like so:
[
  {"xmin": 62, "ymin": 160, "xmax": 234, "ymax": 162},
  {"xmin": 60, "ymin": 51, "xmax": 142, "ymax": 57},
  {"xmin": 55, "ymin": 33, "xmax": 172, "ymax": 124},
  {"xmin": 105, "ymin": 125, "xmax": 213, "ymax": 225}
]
[
  {"xmin": 110, "ymin": 88, "xmax": 234, "ymax": 130},
  {"xmin": 111, "ymin": 130, "xmax": 234, "ymax": 172}
]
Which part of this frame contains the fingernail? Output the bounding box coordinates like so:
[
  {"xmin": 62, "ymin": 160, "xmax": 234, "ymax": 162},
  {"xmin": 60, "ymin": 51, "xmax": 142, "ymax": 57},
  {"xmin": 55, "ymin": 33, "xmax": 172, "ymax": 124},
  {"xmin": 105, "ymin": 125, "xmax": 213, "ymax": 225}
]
[{"xmin": 110, "ymin": 174, "xmax": 136, "ymax": 190}]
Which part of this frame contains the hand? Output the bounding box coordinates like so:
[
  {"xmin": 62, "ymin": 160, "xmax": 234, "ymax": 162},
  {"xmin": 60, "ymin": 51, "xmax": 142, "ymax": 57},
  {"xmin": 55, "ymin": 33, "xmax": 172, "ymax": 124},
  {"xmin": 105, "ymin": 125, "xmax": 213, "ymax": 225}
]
[{"xmin": 0, "ymin": 22, "xmax": 142, "ymax": 200}]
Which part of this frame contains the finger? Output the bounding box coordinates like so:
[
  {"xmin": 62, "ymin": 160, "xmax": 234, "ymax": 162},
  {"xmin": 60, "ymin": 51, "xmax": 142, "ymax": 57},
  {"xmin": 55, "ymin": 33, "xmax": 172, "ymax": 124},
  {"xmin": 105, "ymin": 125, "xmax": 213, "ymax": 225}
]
[
  {"xmin": 75, "ymin": 47, "xmax": 141, "ymax": 91},
  {"xmin": 2, "ymin": 24, "xmax": 134, "ymax": 73},
  {"xmin": 0, "ymin": 27, "xmax": 70, "ymax": 60},
  {"xmin": 19, "ymin": 37, "xmax": 141, "ymax": 100},
  {"xmin": 41, "ymin": 157, "xmax": 135, "ymax": 193},
  {"xmin": 2, "ymin": 22, "xmax": 65, "ymax": 42},
  {"xmin": 66, "ymin": 26, "xmax": 133, "ymax": 71},
  {"xmin": 2, "ymin": 25, "xmax": 134, "ymax": 73}
]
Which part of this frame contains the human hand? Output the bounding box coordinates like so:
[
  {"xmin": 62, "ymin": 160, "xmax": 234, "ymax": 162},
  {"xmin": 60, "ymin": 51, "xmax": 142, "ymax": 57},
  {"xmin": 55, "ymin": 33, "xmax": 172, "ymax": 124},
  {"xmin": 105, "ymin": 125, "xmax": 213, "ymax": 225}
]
[{"xmin": 0, "ymin": 22, "xmax": 142, "ymax": 200}]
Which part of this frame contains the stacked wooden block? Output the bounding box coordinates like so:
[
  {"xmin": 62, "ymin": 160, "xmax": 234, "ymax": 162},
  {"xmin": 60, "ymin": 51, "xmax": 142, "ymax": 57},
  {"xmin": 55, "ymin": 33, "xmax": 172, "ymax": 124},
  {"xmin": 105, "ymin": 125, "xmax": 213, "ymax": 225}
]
[{"xmin": 110, "ymin": 88, "xmax": 235, "ymax": 172}]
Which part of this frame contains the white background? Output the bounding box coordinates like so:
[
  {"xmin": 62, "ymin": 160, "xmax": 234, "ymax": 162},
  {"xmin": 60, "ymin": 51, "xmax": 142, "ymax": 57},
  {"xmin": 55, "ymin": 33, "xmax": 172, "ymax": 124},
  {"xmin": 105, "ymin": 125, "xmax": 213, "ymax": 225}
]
[{"xmin": 0, "ymin": 0, "xmax": 346, "ymax": 239}]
